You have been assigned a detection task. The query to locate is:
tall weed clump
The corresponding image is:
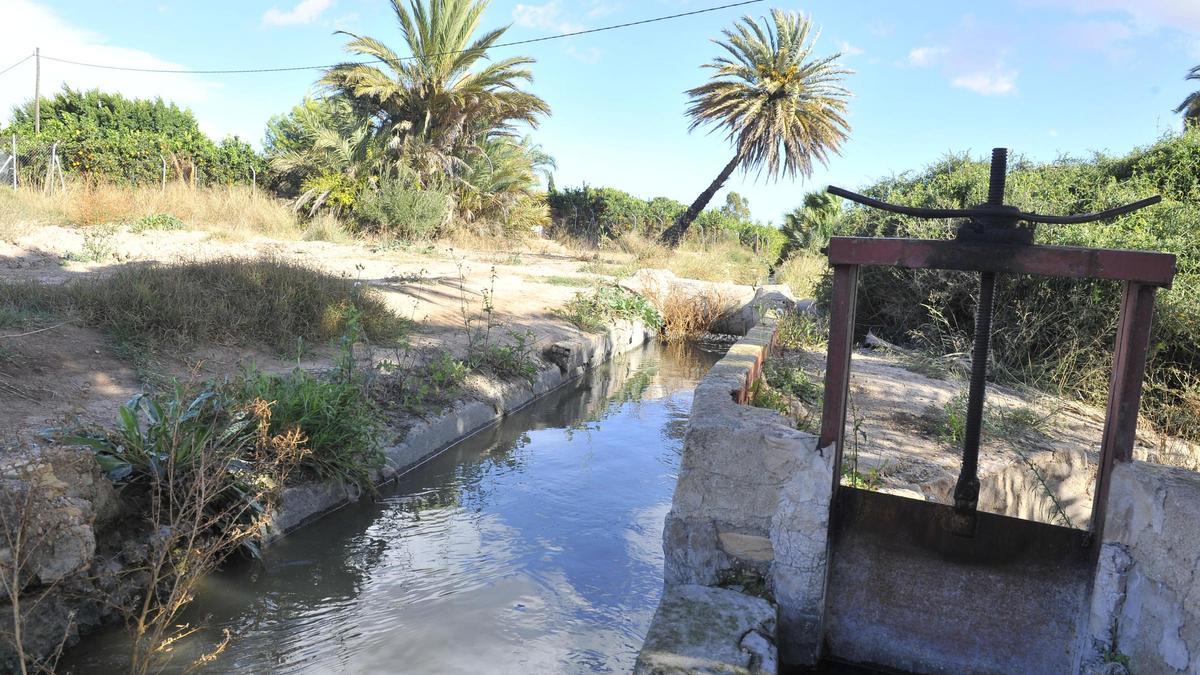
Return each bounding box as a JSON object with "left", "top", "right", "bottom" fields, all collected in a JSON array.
[{"left": 827, "top": 129, "right": 1200, "bottom": 440}]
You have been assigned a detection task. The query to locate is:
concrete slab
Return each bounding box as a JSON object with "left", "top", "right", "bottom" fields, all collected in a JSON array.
[{"left": 635, "top": 584, "right": 778, "bottom": 675}]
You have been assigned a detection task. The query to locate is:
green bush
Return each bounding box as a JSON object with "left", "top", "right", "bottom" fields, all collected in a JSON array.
[
  {"left": 2, "top": 87, "right": 264, "bottom": 187},
  {"left": 130, "top": 213, "right": 185, "bottom": 233},
  {"left": 558, "top": 284, "right": 664, "bottom": 332},
  {"left": 826, "top": 129, "right": 1200, "bottom": 438},
  {"left": 548, "top": 186, "right": 686, "bottom": 239},
  {"left": 354, "top": 180, "right": 450, "bottom": 239}
]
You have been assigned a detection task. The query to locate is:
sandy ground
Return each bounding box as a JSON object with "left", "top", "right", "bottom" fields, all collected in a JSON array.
[
  {"left": 782, "top": 345, "right": 1197, "bottom": 526},
  {"left": 0, "top": 224, "right": 615, "bottom": 444}
]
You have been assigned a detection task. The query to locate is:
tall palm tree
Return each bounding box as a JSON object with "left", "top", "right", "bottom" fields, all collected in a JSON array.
[
  {"left": 777, "top": 191, "right": 840, "bottom": 264},
  {"left": 320, "top": 0, "right": 550, "bottom": 184},
  {"left": 1176, "top": 65, "right": 1200, "bottom": 126},
  {"left": 660, "top": 10, "right": 851, "bottom": 247}
]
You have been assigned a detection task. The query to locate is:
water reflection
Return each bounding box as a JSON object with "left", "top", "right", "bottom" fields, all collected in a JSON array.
[{"left": 63, "top": 342, "right": 720, "bottom": 674}]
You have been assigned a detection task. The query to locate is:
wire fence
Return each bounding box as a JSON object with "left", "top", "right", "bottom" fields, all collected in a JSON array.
[{"left": 0, "top": 134, "right": 261, "bottom": 192}]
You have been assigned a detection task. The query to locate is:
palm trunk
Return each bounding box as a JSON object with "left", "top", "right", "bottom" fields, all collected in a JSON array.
[{"left": 659, "top": 155, "right": 741, "bottom": 247}]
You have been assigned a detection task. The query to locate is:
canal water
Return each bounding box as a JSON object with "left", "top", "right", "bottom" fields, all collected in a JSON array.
[{"left": 64, "top": 342, "right": 721, "bottom": 674}]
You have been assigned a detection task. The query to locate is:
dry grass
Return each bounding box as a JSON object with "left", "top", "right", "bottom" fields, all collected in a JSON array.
[
  {"left": 557, "top": 232, "right": 778, "bottom": 287},
  {"left": 0, "top": 256, "right": 408, "bottom": 352},
  {"left": 641, "top": 283, "right": 737, "bottom": 342},
  {"left": 0, "top": 183, "right": 321, "bottom": 241},
  {"left": 775, "top": 252, "right": 827, "bottom": 299}
]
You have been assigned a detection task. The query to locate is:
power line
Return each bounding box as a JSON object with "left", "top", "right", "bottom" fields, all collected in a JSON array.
[
  {"left": 38, "top": 0, "right": 763, "bottom": 75},
  {"left": 0, "top": 53, "right": 34, "bottom": 77}
]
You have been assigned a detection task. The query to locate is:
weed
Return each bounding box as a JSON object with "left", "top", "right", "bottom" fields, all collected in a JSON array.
[
  {"left": 377, "top": 349, "right": 469, "bottom": 413},
  {"left": 764, "top": 360, "right": 822, "bottom": 405},
  {"left": 579, "top": 260, "right": 637, "bottom": 278},
  {"left": 748, "top": 360, "right": 822, "bottom": 433},
  {"left": 932, "top": 391, "right": 1047, "bottom": 446},
  {"left": 128, "top": 213, "right": 184, "bottom": 233},
  {"left": 558, "top": 283, "right": 663, "bottom": 332},
  {"left": 472, "top": 328, "right": 538, "bottom": 382},
  {"left": 536, "top": 275, "right": 596, "bottom": 287},
  {"left": 842, "top": 395, "right": 881, "bottom": 489},
  {"left": 68, "top": 385, "right": 307, "bottom": 673},
  {"left": 63, "top": 224, "right": 118, "bottom": 263},
  {"left": 775, "top": 309, "right": 826, "bottom": 350},
  {"left": 457, "top": 263, "right": 541, "bottom": 383},
  {"left": 774, "top": 251, "right": 827, "bottom": 298}
]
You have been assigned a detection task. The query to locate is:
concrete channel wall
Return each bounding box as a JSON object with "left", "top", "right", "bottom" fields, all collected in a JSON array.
[
  {"left": 639, "top": 317, "right": 836, "bottom": 673},
  {"left": 267, "top": 319, "right": 654, "bottom": 539},
  {"left": 1087, "top": 461, "right": 1200, "bottom": 672}
]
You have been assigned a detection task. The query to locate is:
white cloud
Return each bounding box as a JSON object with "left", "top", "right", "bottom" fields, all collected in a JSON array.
[
  {"left": 513, "top": 1, "right": 585, "bottom": 33},
  {"left": 262, "top": 0, "right": 335, "bottom": 27},
  {"left": 838, "top": 41, "right": 864, "bottom": 57},
  {"left": 1029, "top": 0, "right": 1200, "bottom": 34},
  {"left": 907, "top": 46, "right": 947, "bottom": 67},
  {"left": 951, "top": 68, "right": 1018, "bottom": 96},
  {"left": 513, "top": 1, "right": 594, "bottom": 61},
  {"left": 0, "top": 0, "right": 221, "bottom": 130}
]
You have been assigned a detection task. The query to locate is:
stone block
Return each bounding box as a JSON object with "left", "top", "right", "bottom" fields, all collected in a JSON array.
[{"left": 634, "top": 584, "right": 777, "bottom": 675}]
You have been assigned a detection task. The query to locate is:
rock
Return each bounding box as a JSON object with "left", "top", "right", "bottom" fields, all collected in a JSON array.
[{"left": 635, "top": 584, "right": 778, "bottom": 675}]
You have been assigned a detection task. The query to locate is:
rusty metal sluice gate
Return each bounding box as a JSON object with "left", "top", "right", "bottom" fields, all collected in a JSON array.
[{"left": 810, "top": 148, "right": 1177, "bottom": 671}]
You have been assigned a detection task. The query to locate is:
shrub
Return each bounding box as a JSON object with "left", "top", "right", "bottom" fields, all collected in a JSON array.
[
  {"left": 129, "top": 213, "right": 185, "bottom": 233},
  {"left": 235, "top": 365, "right": 382, "bottom": 488},
  {"left": 558, "top": 284, "right": 663, "bottom": 332},
  {"left": 0, "top": 257, "right": 408, "bottom": 351},
  {"left": 354, "top": 180, "right": 450, "bottom": 240},
  {"left": 67, "top": 384, "right": 307, "bottom": 672},
  {"left": 2, "top": 87, "right": 265, "bottom": 188}
]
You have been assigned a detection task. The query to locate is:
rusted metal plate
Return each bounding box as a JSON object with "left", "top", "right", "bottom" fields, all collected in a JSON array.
[{"left": 827, "top": 237, "right": 1177, "bottom": 288}]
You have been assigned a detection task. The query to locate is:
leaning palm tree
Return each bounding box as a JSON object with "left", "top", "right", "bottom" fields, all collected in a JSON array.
[
  {"left": 320, "top": 0, "right": 550, "bottom": 185},
  {"left": 660, "top": 10, "right": 851, "bottom": 247},
  {"left": 1175, "top": 65, "right": 1200, "bottom": 127}
]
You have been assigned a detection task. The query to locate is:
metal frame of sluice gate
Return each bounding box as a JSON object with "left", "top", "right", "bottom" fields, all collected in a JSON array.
[{"left": 812, "top": 236, "right": 1176, "bottom": 671}]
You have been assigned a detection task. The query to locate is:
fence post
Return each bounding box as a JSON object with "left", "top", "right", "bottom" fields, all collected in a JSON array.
[
  {"left": 160, "top": 155, "right": 167, "bottom": 191},
  {"left": 9, "top": 134, "right": 15, "bottom": 189}
]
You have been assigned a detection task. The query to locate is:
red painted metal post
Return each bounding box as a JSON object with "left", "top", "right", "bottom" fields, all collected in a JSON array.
[
  {"left": 1091, "top": 282, "right": 1158, "bottom": 537},
  {"left": 820, "top": 264, "right": 859, "bottom": 480}
]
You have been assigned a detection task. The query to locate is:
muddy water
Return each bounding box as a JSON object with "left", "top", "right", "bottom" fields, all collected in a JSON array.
[{"left": 64, "top": 342, "right": 720, "bottom": 674}]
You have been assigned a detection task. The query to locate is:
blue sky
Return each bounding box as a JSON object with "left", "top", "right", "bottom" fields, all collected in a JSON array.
[{"left": 1, "top": 0, "right": 1198, "bottom": 222}]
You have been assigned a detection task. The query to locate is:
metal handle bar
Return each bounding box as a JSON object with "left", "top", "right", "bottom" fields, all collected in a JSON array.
[{"left": 826, "top": 186, "right": 1161, "bottom": 225}]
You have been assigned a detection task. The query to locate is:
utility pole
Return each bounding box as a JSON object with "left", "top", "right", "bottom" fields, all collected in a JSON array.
[{"left": 33, "top": 48, "right": 41, "bottom": 135}]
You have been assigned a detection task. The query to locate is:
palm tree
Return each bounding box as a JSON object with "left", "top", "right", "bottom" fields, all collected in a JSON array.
[
  {"left": 1176, "top": 65, "right": 1200, "bottom": 126},
  {"left": 265, "top": 97, "right": 377, "bottom": 215},
  {"left": 660, "top": 10, "right": 851, "bottom": 247},
  {"left": 777, "top": 191, "right": 840, "bottom": 264},
  {"left": 320, "top": 0, "right": 550, "bottom": 184}
]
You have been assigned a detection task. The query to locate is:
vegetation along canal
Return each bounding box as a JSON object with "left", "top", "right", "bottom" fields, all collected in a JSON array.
[{"left": 62, "top": 342, "right": 722, "bottom": 673}]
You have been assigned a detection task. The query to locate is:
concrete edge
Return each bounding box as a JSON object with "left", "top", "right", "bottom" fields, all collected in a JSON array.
[{"left": 266, "top": 319, "right": 653, "bottom": 541}]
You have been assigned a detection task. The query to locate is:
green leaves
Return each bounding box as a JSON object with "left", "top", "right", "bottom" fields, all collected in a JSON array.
[{"left": 559, "top": 284, "right": 664, "bottom": 334}]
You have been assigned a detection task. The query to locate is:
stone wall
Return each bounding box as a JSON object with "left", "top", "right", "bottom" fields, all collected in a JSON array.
[
  {"left": 660, "top": 320, "right": 834, "bottom": 666},
  {"left": 1087, "top": 461, "right": 1200, "bottom": 672}
]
